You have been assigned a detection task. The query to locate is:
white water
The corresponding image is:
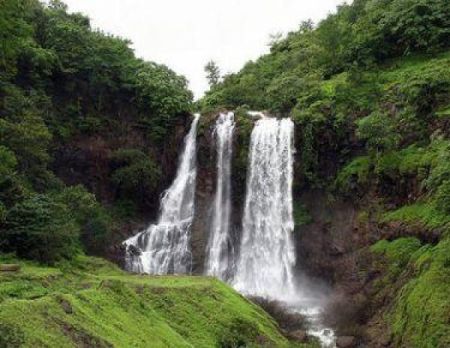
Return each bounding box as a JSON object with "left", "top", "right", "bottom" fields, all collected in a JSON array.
[
  {"left": 205, "top": 112, "right": 235, "bottom": 280},
  {"left": 232, "top": 116, "right": 335, "bottom": 347},
  {"left": 124, "top": 114, "right": 200, "bottom": 274},
  {"left": 233, "top": 117, "right": 297, "bottom": 300}
]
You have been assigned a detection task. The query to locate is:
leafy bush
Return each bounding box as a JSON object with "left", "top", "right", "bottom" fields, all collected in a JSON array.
[
  {"left": 434, "top": 180, "right": 450, "bottom": 214},
  {"left": 356, "top": 111, "right": 400, "bottom": 153},
  {"left": 0, "top": 323, "right": 24, "bottom": 348},
  {"left": 111, "top": 149, "right": 161, "bottom": 203},
  {"left": 335, "top": 156, "right": 371, "bottom": 194},
  {"left": 3, "top": 194, "right": 80, "bottom": 264},
  {"left": 54, "top": 185, "right": 112, "bottom": 254},
  {"left": 219, "top": 318, "right": 259, "bottom": 348}
]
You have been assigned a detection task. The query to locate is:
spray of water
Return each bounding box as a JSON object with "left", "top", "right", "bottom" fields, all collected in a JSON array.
[
  {"left": 123, "top": 114, "right": 200, "bottom": 274},
  {"left": 205, "top": 112, "right": 235, "bottom": 280}
]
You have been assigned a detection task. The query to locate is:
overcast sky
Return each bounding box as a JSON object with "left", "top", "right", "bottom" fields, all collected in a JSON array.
[{"left": 62, "top": 0, "right": 347, "bottom": 99}]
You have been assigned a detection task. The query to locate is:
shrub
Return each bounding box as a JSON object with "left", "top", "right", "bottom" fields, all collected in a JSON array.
[
  {"left": 335, "top": 156, "right": 371, "bottom": 194},
  {"left": 219, "top": 318, "right": 259, "bottom": 348},
  {"left": 54, "top": 185, "right": 112, "bottom": 255},
  {"left": 434, "top": 180, "right": 450, "bottom": 214},
  {"left": 111, "top": 149, "right": 161, "bottom": 203},
  {"left": 356, "top": 111, "right": 400, "bottom": 153},
  {"left": 3, "top": 194, "right": 80, "bottom": 264},
  {"left": 0, "top": 323, "right": 24, "bottom": 348}
]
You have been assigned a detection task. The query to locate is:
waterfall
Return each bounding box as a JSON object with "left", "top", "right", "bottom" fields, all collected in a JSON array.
[
  {"left": 233, "top": 117, "right": 296, "bottom": 300},
  {"left": 205, "top": 112, "right": 235, "bottom": 280},
  {"left": 124, "top": 114, "right": 200, "bottom": 274}
]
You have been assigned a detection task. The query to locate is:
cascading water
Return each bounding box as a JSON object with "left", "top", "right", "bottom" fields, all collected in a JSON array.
[
  {"left": 124, "top": 114, "right": 200, "bottom": 274},
  {"left": 233, "top": 117, "right": 297, "bottom": 300},
  {"left": 205, "top": 112, "right": 235, "bottom": 280}
]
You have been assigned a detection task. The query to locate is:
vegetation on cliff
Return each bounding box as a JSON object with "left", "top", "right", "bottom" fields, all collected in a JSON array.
[{"left": 0, "top": 0, "right": 193, "bottom": 262}]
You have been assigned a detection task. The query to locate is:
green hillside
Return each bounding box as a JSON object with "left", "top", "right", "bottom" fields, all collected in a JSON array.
[{"left": 0, "top": 255, "right": 313, "bottom": 348}]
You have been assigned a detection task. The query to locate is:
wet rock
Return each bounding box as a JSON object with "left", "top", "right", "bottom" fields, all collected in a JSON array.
[
  {"left": 336, "top": 335, "right": 357, "bottom": 347},
  {"left": 288, "top": 330, "right": 308, "bottom": 342},
  {"left": 379, "top": 335, "right": 392, "bottom": 346}
]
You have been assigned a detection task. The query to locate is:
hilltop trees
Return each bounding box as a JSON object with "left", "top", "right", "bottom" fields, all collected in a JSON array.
[{"left": 205, "top": 60, "right": 221, "bottom": 88}]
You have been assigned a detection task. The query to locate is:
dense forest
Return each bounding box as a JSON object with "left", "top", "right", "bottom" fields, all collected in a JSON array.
[
  {"left": 0, "top": 0, "right": 193, "bottom": 262},
  {"left": 1, "top": 0, "right": 449, "bottom": 347}
]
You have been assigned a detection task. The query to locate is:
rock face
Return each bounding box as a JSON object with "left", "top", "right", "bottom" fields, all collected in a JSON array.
[
  {"left": 294, "top": 190, "right": 362, "bottom": 285},
  {"left": 190, "top": 117, "right": 217, "bottom": 274},
  {"left": 336, "top": 336, "right": 357, "bottom": 347},
  {"left": 190, "top": 112, "right": 251, "bottom": 275}
]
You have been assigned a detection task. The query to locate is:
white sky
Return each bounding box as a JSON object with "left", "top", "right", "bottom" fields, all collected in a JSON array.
[{"left": 61, "top": 0, "right": 347, "bottom": 99}]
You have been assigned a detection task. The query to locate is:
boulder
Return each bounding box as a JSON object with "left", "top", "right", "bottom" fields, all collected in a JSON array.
[{"left": 336, "top": 336, "right": 357, "bottom": 347}]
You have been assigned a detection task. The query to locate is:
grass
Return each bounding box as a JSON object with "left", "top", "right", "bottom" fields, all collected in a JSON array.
[
  {"left": 382, "top": 202, "right": 450, "bottom": 232},
  {"left": 0, "top": 255, "right": 311, "bottom": 348}
]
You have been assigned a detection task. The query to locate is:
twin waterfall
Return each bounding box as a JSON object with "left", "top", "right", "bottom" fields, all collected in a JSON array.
[
  {"left": 125, "top": 113, "right": 296, "bottom": 299},
  {"left": 124, "top": 114, "right": 200, "bottom": 274}
]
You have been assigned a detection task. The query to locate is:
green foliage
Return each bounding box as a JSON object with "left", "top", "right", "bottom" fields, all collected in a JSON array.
[
  {"left": 111, "top": 149, "right": 161, "bottom": 203},
  {"left": 370, "top": 236, "right": 450, "bottom": 347},
  {"left": 293, "top": 202, "right": 313, "bottom": 227},
  {"left": 371, "top": 237, "right": 422, "bottom": 276},
  {"left": 335, "top": 156, "right": 371, "bottom": 194},
  {"left": 53, "top": 186, "right": 112, "bottom": 255},
  {"left": 218, "top": 318, "right": 259, "bottom": 348},
  {"left": 135, "top": 62, "right": 192, "bottom": 137},
  {"left": 434, "top": 180, "right": 450, "bottom": 214},
  {"left": 382, "top": 202, "right": 450, "bottom": 231},
  {"left": 201, "top": 0, "right": 449, "bottom": 112},
  {"left": 2, "top": 195, "right": 80, "bottom": 264},
  {"left": 0, "top": 323, "right": 25, "bottom": 348},
  {"left": 0, "top": 146, "right": 17, "bottom": 178},
  {"left": 0, "top": 0, "right": 193, "bottom": 259},
  {"left": 356, "top": 111, "right": 399, "bottom": 153},
  {"left": 204, "top": 60, "right": 221, "bottom": 88},
  {"left": 390, "top": 238, "right": 450, "bottom": 347}
]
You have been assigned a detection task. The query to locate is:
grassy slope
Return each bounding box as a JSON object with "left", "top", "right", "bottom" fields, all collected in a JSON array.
[{"left": 0, "top": 255, "right": 308, "bottom": 348}]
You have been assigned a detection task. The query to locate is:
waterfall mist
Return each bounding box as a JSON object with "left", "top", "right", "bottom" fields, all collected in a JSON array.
[
  {"left": 205, "top": 112, "right": 235, "bottom": 280},
  {"left": 233, "top": 117, "right": 297, "bottom": 300},
  {"left": 124, "top": 114, "right": 200, "bottom": 274}
]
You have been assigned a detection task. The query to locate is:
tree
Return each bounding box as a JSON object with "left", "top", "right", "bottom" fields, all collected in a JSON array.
[
  {"left": 204, "top": 60, "right": 221, "bottom": 88},
  {"left": 3, "top": 194, "right": 80, "bottom": 264}
]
